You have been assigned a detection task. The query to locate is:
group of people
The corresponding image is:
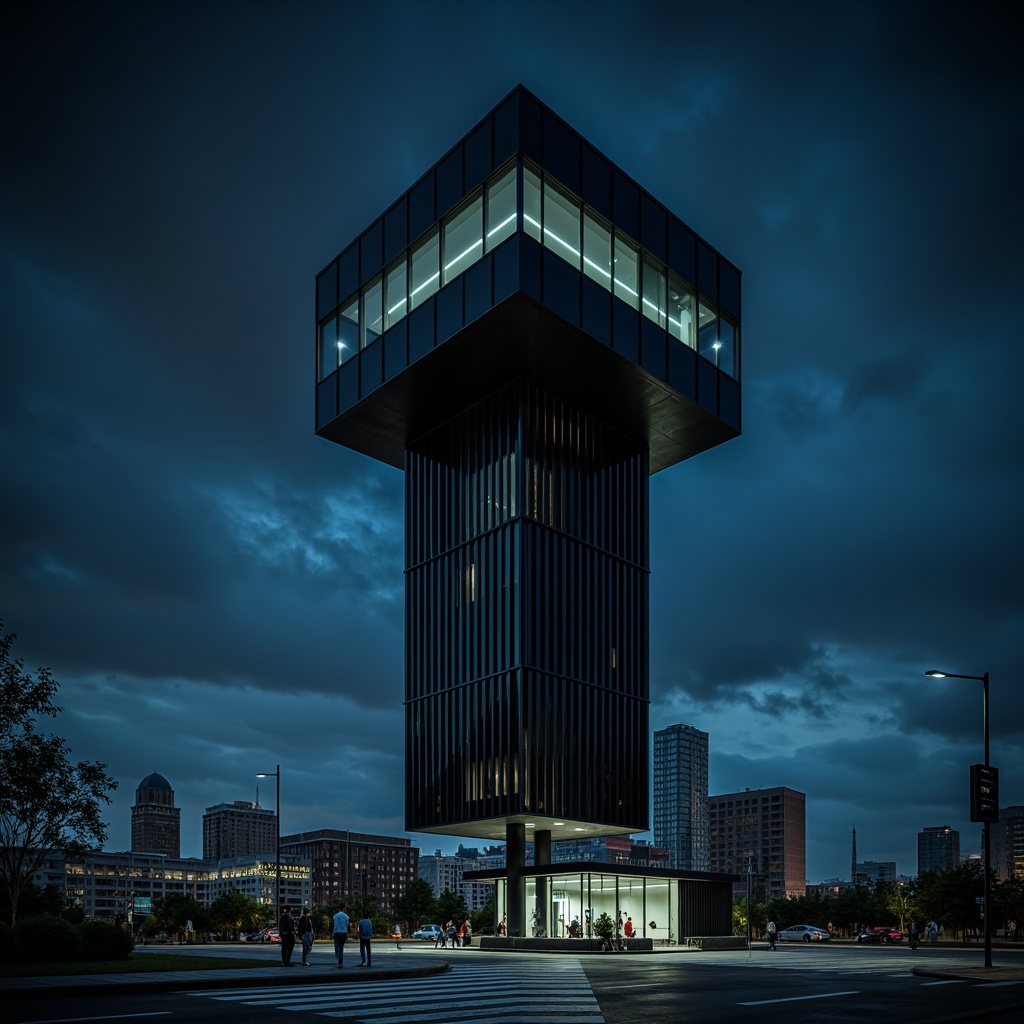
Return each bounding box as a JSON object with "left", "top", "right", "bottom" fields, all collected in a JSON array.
[
  {"left": 435, "top": 918, "right": 473, "bottom": 947},
  {"left": 275, "top": 904, "right": 375, "bottom": 968}
]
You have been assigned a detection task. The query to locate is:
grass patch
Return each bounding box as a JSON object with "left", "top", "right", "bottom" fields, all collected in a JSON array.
[{"left": 0, "top": 953, "right": 270, "bottom": 978}]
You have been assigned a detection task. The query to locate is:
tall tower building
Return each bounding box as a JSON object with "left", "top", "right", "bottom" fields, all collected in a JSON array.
[
  {"left": 202, "top": 800, "right": 276, "bottom": 861},
  {"left": 708, "top": 786, "right": 806, "bottom": 899},
  {"left": 314, "top": 86, "right": 742, "bottom": 936},
  {"left": 653, "top": 723, "right": 709, "bottom": 870},
  {"left": 917, "top": 825, "right": 960, "bottom": 875},
  {"left": 992, "top": 806, "right": 1024, "bottom": 881},
  {"left": 130, "top": 771, "right": 180, "bottom": 857}
]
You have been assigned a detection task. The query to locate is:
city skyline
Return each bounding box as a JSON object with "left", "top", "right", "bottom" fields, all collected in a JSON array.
[{"left": 2, "top": 2, "right": 1021, "bottom": 886}]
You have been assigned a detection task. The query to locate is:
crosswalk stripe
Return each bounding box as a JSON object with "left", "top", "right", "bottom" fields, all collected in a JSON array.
[{"left": 187, "top": 960, "right": 604, "bottom": 1024}]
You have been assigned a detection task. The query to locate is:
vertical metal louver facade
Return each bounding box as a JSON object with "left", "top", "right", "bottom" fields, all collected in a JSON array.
[{"left": 405, "top": 379, "right": 649, "bottom": 835}]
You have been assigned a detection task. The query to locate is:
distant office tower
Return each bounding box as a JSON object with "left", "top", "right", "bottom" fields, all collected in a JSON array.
[
  {"left": 854, "top": 860, "right": 897, "bottom": 884},
  {"left": 991, "top": 806, "right": 1024, "bottom": 881},
  {"left": 653, "top": 724, "right": 709, "bottom": 870},
  {"left": 280, "top": 829, "right": 419, "bottom": 913},
  {"left": 917, "top": 825, "right": 960, "bottom": 874},
  {"left": 202, "top": 800, "right": 276, "bottom": 861},
  {"left": 130, "top": 771, "right": 180, "bottom": 857},
  {"left": 709, "top": 787, "right": 806, "bottom": 899}
]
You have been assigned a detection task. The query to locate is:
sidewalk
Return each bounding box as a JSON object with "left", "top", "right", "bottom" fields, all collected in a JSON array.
[
  {"left": 2, "top": 957, "right": 449, "bottom": 999},
  {"left": 912, "top": 963, "right": 1024, "bottom": 984}
]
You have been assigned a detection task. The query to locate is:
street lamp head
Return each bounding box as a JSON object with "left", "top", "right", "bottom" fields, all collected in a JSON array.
[{"left": 924, "top": 670, "right": 947, "bottom": 678}]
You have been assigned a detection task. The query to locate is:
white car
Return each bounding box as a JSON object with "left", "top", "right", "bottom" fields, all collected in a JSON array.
[
  {"left": 777, "top": 924, "right": 829, "bottom": 942},
  {"left": 412, "top": 924, "right": 442, "bottom": 941}
]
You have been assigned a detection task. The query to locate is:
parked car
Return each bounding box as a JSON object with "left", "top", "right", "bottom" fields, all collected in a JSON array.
[
  {"left": 243, "top": 931, "right": 266, "bottom": 942},
  {"left": 858, "top": 926, "right": 903, "bottom": 944},
  {"left": 856, "top": 927, "right": 883, "bottom": 944},
  {"left": 777, "top": 924, "right": 830, "bottom": 942},
  {"left": 265, "top": 928, "right": 281, "bottom": 943},
  {"left": 412, "top": 924, "right": 442, "bottom": 941}
]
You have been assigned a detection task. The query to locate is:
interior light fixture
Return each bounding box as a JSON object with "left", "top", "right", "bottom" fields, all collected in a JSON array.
[
  {"left": 487, "top": 214, "right": 516, "bottom": 238},
  {"left": 444, "top": 239, "right": 483, "bottom": 272},
  {"left": 410, "top": 272, "right": 440, "bottom": 298}
]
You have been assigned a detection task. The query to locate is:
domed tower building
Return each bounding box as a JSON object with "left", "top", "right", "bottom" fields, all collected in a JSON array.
[{"left": 131, "top": 771, "right": 181, "bottom": 857}]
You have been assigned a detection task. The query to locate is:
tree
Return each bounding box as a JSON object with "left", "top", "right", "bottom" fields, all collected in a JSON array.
[
  {"left": 393, "top": 878, "right": 437, "bottom": 931},
  {"left": 0, "top": 623, "right": 118, "bottom": 925},
  {"left": 152, "top": 893, "right": 209, "bottom": 938},
  {"left": 436, "top": 888, "right": 469, "bottom": 926},
  {"left": 209, "top": 890, "right": 263, "bottom": 939}
]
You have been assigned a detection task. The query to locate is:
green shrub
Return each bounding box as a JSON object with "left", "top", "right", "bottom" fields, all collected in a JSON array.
[
  {"left": 15, "top": 914, "right": 83, "bottom": 962},
  {"left": 0, "top": 922, "right": 18, "bottom": 961},
  {"left": 77, "top": 919, "right": 135, "bottom": 960}
]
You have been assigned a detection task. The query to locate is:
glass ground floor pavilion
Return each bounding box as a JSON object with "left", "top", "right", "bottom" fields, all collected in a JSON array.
[{"left": 465, "top": 862, "right": 736, "bottom": 943}]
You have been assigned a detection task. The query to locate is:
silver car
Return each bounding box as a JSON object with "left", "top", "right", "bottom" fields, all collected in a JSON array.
[{"left": 778, "top": 924, "right": 830, "bottom": 942}]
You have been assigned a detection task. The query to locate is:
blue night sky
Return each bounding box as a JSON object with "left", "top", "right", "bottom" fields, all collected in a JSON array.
[{"left": 2, "top": 0, "right": 1021, "bottom": 884}]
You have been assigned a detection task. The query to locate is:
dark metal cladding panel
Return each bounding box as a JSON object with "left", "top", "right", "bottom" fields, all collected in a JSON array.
[
  {"left": 581, "top": 144, "right": 612, "bottom": 223},
  {"left": 316, "top": 259, "right": 339, "bottom": 320},
  {"left": 383, "top": 197, "right": 408, "bottom": 265},
  {"left": 360, "top": 219, "right": 383, "bottom": 287},
  {"left": 542, "top": 109, "right": 580, "bottom": 194},
  {"left": 436, "top": 145, "right": 464, "bottom": 218},
  {"left": 641, "top": 193, "right": 667, "bottom": 262},
  {"left": 697, "top": 240, "right": 718, "bottom": 302},
  {"left": 465, "top": 117, "right": 493, "bottom": 190}
]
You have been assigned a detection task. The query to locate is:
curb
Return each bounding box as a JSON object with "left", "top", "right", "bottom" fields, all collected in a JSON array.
[{"left": 1, "top": 961, "right": 450, "bottom": 1000}]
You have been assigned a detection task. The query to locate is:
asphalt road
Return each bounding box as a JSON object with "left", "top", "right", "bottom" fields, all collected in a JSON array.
[{"left": 6, "top": 944, "right": 1024, "bottom": 1024}]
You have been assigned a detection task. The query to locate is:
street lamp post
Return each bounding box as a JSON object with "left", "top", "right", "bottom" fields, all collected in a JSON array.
[
  {"left": 256, "top": 765, "right": 281, "bottom": 923},
  {"left": 924, "top": 670, "right": 992, "bottom": 969}
]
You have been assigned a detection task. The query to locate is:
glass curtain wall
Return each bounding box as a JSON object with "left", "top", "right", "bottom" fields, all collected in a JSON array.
[{"left": 317, "top": 159, "right": 738, "bottom": 383}]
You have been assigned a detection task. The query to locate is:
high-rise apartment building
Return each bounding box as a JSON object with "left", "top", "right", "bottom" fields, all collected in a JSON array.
[
  {"left": 202, "top": 800, "right": 276, "bottom": 861},
  {"left": 917, "top": 825, "right": 960, "bottom": 874},
  {"left": 992, "top": 806, "right": 1024, "bottom": 880},
  {"left": 653, "top": 723, "right": 709, "bottom": 870},
  {"left": 279, "top": 829, "right": 418, "bottom": 913},
  {"left": 419, "top": 850, "right": 494, "bottom": 912},
  {"left": 314, "top": 85, "right": 742, "bottom": 939},
  {"left": 130, "top": 771, "right": 180, "bottom": 857},
  {"left": 708, "top": 787, "right": 806, "bottom": 899}
]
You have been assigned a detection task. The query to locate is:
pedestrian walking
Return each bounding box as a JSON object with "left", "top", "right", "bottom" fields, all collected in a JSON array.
[
  {"left": 333, "top": 903, "right": 350, "bottom": 967},
  {"left": 298, "top": 908, "right": 315, "bottom": 966},
  {"left": 908, "top": 920, "right": 918, "bottom": 950},
  {"left": 392, "top": 922, "right": 402, "bottom": 950},
  {"left": 767, "top": 919, "right": 777, "bottom": 950},
  {"left": 278, "top": 906, "right": 296, "bottom": 966},
  {"left": 358, "top": 911, "right": 373, "bottom": 967}
]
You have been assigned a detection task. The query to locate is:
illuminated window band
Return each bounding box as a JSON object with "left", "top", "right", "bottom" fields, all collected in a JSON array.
[{"left": 317, "top": 160, "right": 738, "bottom": 382}]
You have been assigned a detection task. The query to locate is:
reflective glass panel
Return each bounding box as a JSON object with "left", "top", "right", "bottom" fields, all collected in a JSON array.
[
  {"left": 362, "top": 275, "right": 383, "bottom": 348},
  {"left": 385, "top": 257, "right": 407, "bottom": 329},
  {"left": 443, "top": 192, "right": 483, "bottom": 284},
  {"left": 486, "top": 164, "right": 516, "bottom": 251},
  {"left": 641, "top": 254, "right": 666, "bottom": 327},
  {"left": 339, "top": 296, "right": 359, "bottom": 364},
  {"left": 668, "top": 273, "right": 694, "bottom": 348},
  {"left": 319, "top": 314, "right": 339, "bottom": 380},
  {"left": 543, "top": 180, "right": 581, "bottom": 268},
  {"left": 410, "top": 229, "right": 439, "bottom": 310},
  {"left": 698, "top": 300, "right": 720, "bottom": 364},
  {"left": 718, "top": 315, "right": 737, "bottom": 378},
  {"left": 613, "top": 234, "right": 639, "bottom": 309},
  {"left": 524, "top": 166, "right": 542, "bottom": 242},
  {"left": 583, "top": 211, "right": 612, "bottom": 289}
]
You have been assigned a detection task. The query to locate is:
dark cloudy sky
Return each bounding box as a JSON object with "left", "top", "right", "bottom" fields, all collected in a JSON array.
[{"left": 3, "top": 1, "right": 1021, "bottom": 884}]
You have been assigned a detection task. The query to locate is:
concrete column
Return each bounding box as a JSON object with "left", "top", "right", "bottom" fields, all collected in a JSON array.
[
  {"left": 506, "top": 822, "right": 526, "bottom": 937},
  {"left": 535, "top": 829, "right": 551, "bottom": 937}
]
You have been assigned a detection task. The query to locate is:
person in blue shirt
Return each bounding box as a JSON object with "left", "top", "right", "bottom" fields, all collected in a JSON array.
[
  {"left": 358, "top": 911, "right": 373, "bottom": 967},
  {"left": 332, "top": 904, "right": 350, "bottom": 967}
]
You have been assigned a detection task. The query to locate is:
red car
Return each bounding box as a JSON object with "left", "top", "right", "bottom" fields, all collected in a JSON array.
[{"left": 857, "top": 926, "right": 902, "bottom": 943}]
